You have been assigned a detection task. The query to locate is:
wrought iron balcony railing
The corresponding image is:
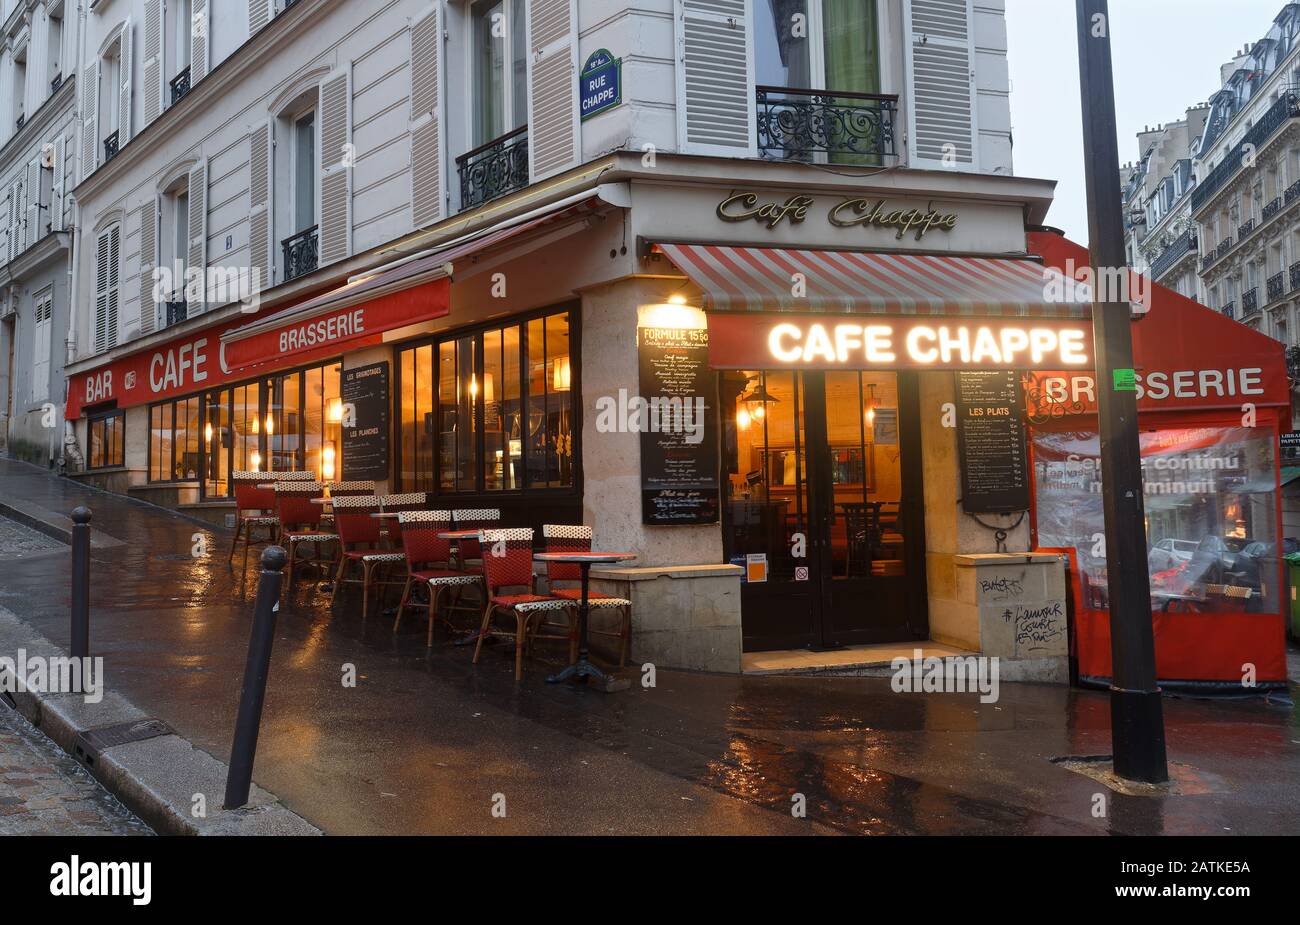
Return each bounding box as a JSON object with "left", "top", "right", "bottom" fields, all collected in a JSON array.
[
  {"left": 1290, "top": 261, "right": 1300, "bottom": 292},
  {"left": 1149, "top": 229, "right": 1197, "bottom": 280},
  {"left": 1243, "top": 286, "right": 1259, "bottom": 314},
  {"left": 1268, "top": 271, "right": 1285, "bottom": 303},
  {"left": 1192, "top": 92, "right": 1300, "bottom": 212},
  {"left": 456, "top": 125, "right": 529, "bottom": 212},
  {"left": 1217, "top": 236, "right": 1234, "bottom": 259},
  {"left": 1264, "top": 196, "right": 1282, "bottom": 221},
  {"left": 103, "top": 130, "right": 119, "bottom": 163},
  {"left": 1221, "top": 301, "right": 1236, "bottom": 319},
  {"left": 281, "top": 225, "right": 319, "bottom": 282},
  {"left": 164, "top": 300, "right": 188, "bottom": 328},
  {"left": 755, "top": 86, "right": 898, "bottom": 163},
  {"left": 1238, "top": 218, "right": 1256, "bottom": 240},
  {"left": 1288, "top": 180, "right": 1300, "bottom": 205},
  {"left": 170, "top": 66, "right": 191, "bottom": 105}
]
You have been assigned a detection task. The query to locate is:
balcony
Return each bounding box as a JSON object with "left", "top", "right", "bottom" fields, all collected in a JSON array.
[
  {"left": 1149, "top": 229, "right": 1197, "bottom": 280},
  {"left": 755, "top": 86, "right": 898, "bottom": 163},
  {"left": 1243, "top": 287, "right": 1259, "bottom": 314},
  {"left": 1288, "top": 180, "right": 1300, "bottom": 205},
  {"left": 281, "top": 225, "right": 319, "bottom": 283},
  {"left": 1222, "top": 301, "right": 1236, "bottom": 319},
  {"left": 1192, "top": 91, "right": 1300, "bottom": 212},
  {"left": 164, "top": 300, "right": 188, "bottom": 328},
  {"left": 1268, "top": 271, "right": 1285, "bottom": 303},
  {"left": 1216, "top": 236, "right": 1234, "bottom": 259},
  {"left": 170, "top": 66, "right": 191, "bottom": 106},
  {"left": 456, "top": 125, "right": 529, "bottom": 212},
  {"left": 1264, "top": 196, "right": 1282, "bottom": 221},
  {"left": 1238, "top": 218, "right": 1256, "bottom": 240},
  {"left": 1290, "top": 261, "right": 1300, "bottom": 292},
  {"left": 103, "top": 130, "right": 119, "bottom": 163}
]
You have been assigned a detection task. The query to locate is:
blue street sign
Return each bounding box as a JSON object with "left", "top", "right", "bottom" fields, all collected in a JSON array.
[{"left": 580, "top": 49, "right": 621, "bottom": 121}]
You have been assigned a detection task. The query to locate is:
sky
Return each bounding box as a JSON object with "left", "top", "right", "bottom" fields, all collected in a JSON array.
[{"left": 1006, "top": 0, "right": 1285, "bottom": 246}]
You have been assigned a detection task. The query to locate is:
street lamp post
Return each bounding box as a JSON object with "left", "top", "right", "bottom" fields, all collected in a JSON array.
[{"left": 1074, "top": 0, "right": 1169, "bottom": 783}]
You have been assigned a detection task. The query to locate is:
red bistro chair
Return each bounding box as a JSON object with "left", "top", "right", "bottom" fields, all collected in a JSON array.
[
  {"left": 451, "top": 508, "right": 500, "bottom": 566},
  {"left": 377, "top": 492, "right": 429, "bottom": 548},
  {"left": 229, "top": 471, "right": 279, "bottom": 571},
  {"left": 327, "top": 480, "right": 376, "bottom": 497},
  {"left": 394, "top": 510, "right": 484, "bottom": 646},
  {"left": 274, "top": 481, "right": 339, "bottom": 593},
  {"left": 329, "top": 495, "right": 403, "bottom": 619},
  {"left": 276, "top": 471, "right": 317, "bottom": 481},
  {"left": 542, "top": 524, "right": 633, "bottom": 667},
  {"left": 472, "top": 528, "right": 570, "bottom": 681}
]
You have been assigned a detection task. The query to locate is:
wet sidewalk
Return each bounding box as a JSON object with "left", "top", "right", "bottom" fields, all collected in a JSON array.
[{"left": 0, "top": 458, "right": 1297, "bottom": 835}]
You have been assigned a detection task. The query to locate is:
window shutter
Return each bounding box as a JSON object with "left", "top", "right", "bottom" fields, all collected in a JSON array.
[
  {"left": 409, "top": 5, "right": 444, "bottom": 227},
  {"left": 138, "top": 198, "right": 158, "bottom": 334},
  {"left": 26, "top": 157, "right": 40, "bottom": 247},
  {"left": 249, "top": 119, "right": 274, "bottom": 289},
  {"left": 902, "top": 0, "right": 979, "bottom": 171},
  {"left": 188, "top": 161, "right": 207, "bottom": 308},
  {"left": 81, "top": 60, "right": 99, "bottom": 180},
  {"left": 119, "top": 19, "right": 133, "bottom": 144},
  {"left": 2, "top": 188, "right": 11, "bottom": 262},
  {"left": 674, "top": 0, "right": 755, "bottom": 156},
  {"left": 191, "top": 0, "right": 210, "bottom": 84},
  {"left": 48, "top": 140, "right": 64, "bottom": 232},
  {"left": 95, "top": 226, "right": 121, "bottom": 352},
  {"left": 108, "top": 225, "right": 120, "bottom": 349},
  {"left": 144, "top": 0, "right": 163, "bottom": 123},
  {"left": 526, "top": 0, "right": 579, "bottom": 182},
  {"left": 318, "top": 69, "right": 351, "bottom": 265},
  {"left": 250, "top": 0, "right": 271, "bottom": 34}
]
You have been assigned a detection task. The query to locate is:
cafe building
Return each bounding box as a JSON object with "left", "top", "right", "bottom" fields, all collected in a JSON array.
[{"left": 60, "top": 172, "right": 1290, "bottom": 688}]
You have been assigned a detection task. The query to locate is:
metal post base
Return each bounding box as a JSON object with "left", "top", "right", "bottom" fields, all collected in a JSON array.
[{"left": 1109, "top": 687, "right": 1169, "bottom": 783}]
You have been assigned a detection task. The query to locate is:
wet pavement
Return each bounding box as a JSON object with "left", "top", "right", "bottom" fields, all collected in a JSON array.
[{"left": 0, "top": 458, "right": 1297, "bottom": 835}]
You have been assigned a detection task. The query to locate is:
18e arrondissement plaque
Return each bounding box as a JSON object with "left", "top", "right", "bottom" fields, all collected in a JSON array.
[
  {"left": 638, "top": 326, "right": 719, "bottom": 525},
  {"left": 341, "top": 362, "right": 390, "bottom": 481},
  {"left": 954, "top": 370, "right": 1030, "bottom": 513}
]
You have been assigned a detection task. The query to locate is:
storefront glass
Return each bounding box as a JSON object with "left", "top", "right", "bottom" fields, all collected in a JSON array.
[
  {"left": 398, "top": 309, "right": 574, "bottom": 494},
  {"left": 1034, "top": 425, "right": 1282, "bottom": 613},
  {"left": 87, "top": 410, "right": 125, "bottom": 470}
]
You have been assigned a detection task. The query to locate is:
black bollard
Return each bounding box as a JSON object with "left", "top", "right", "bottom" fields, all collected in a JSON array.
[
  {"left": 224, "top": 545, "right": 287, "bottom": 809},
  {"left": 70, "top": 507, "right": 91, "bottom": 660}
]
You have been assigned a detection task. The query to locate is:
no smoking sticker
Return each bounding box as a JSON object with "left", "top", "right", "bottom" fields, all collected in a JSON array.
[{"left": 794, "top": 566, "right": 809, "bottom": 581}]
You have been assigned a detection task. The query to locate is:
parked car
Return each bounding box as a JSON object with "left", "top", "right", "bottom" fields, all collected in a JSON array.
[
  {"left": 1148, "top": 538, "right": 1198, "bottom": 571},
  {"left": 1232, "top": 541, "right": 1278, "bottom": 592}
]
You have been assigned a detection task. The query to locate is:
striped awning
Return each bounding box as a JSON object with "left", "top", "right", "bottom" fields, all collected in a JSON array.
[{"left": 654, "top": 243, "right": 1089, "bottom": 317}]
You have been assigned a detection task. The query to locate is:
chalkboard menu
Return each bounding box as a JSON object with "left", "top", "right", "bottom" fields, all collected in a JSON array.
[
  {"left": 638, "top": 326, "right": 719, "bottom": 525},
  {"left": 341, "top": 362, "right": 390, "bottom": 481},
  {"left": 954, "top": 370, "right": 1030, "bottom": 513}
]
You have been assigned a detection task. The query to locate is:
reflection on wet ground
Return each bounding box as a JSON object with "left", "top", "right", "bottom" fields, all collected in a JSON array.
[{"left": 0, "top": 459, "right": 1296, "bottom": 834}]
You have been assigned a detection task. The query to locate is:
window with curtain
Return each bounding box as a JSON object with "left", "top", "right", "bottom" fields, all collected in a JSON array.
[
  {"left": 471, "top": 0, "right": 527, "bottom": 146},
  {"left": 398, "top": 308, "right": 574, "bottom": 494},
  {"left": 88, "top": 410, "right": 125, "bottom": 470}
]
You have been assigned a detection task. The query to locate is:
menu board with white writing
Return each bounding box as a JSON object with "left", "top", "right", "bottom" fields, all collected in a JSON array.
[
  {"left": 341, "top": 362, "right": 390, "bottom": 481},
  {"left": 955, "top": 370, "right": 1030, "bottom": 513},
  {"left": 638, "top": 326, "right": 719, "bottom": 525}
]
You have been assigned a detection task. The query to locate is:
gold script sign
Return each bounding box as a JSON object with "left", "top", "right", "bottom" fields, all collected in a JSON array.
[{"left": 716, "top": 191, "right": 958, "bottom": 240}]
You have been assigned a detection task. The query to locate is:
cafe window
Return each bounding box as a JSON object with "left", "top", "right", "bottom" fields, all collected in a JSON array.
[
  {"left": 398, "top": 308, "right": 574, "bottom": 494},
  {"left": 149, "top": 396, "right": 202, "bottom": 481},
  {"left": 87, "top": 410, "right": 125, "bottom": 470}
]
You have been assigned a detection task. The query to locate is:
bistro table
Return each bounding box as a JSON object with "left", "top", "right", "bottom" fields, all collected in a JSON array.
[
  {"left": 439, "top": 529, "right": 486, "bottom": 645},
  {"left": 534, "top": 551, "right": 635, "bottom": 687}
]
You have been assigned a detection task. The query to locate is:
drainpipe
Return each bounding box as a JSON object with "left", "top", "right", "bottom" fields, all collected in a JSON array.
[{"left": 59, "top": 0, "right": 87, "bottom": 474}]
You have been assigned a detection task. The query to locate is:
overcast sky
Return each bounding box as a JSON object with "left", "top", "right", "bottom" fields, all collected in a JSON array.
[{"left": 1006, "top": 0, "right": 1284, "bottom": 246}]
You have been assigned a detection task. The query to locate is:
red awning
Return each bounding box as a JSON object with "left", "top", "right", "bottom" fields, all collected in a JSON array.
[{"left": 655, "top": 242, "right": 1088, "bottom": 317}]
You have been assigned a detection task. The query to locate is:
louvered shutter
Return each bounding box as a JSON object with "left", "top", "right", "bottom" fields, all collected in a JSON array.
[
  {"left": 409, "top": 5, "right": 444, "bottom": 227},
  {"left": 143, "top": 0, "right": 162, "bottom": 123},
  {"left": 903, "top": 0, "right": 979, "bottom": 170},
  {"left": 526, "top": 0, "right": 579, "bottom": 182},
  {"left": 674, "top": 0, "right": 755, "bottom": 156},
  {"left": 107, "top": 225, "right": 120, "bottom": 348},
  {"left": 191, "top": 0, "right": 209, "bottom": 84},
  {"left": 187, "top": 161, "right": 207, "bottom": 308},
  {"left": 2, "top": 188, "right": 11, "bottom": 262},
  {"left": 318, "top": 69, "right": 351, "bottom": 265},
  {"left": 119, "top": 20, "right": 133, "bottom": 143},
  {"left": 138, "top": 198, "right": 158, "bottom": 334},
  {"left": 48, "top": 140, "right": 64, "bottom": 232},
  {"left": 248, "top": 120, "right": 274, "bottom": 289},
  {"left": 81, "top": 60, "right": 99, "bottom": 180},
  {"left": 26, "top": 158, "right": 40, "bottom": 247},
  {"left": 95, "top": 227, "right": 119, "bottom": 352},
  {"left": 250, "top": 0, "right": 271, "bottom": 34},
  {"left": 14, "top": 178, "right": 27, "bottom": 255}
]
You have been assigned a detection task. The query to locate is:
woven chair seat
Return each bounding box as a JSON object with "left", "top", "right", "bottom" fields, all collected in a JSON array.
[
  {"left": 491, "top": 593, "right": 568, "bottom": 612},
  {"left": 414, "top": 569, "right": 483, "bottom": 587},
  {"left": 240, "top": 515, "right": 280, "bottom": 526},
  {"left": 360, "top": 552, "right": 406, "bottom": 563},
  {"left": 285, "top": 531, "right": 339, "bottom": 542}
]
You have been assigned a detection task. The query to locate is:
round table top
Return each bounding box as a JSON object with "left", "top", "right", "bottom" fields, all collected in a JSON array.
[
  {"left": 369, "top": 512, "right": 401, "bottom": 519},
  {"left": 534, "top": 552, "right": 636, "bottom": 563},
  {"left": 438, "top": 529, "right": 482, "bottom": 539}
]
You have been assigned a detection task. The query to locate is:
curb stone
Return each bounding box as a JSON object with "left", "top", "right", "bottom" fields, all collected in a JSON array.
[{"left": 0, "top": 605, "right": 320, "bottom": 836}]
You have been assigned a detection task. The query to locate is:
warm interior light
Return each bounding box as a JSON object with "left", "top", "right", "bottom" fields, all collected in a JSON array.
[
  {"left": 866, "top": 406, "right": 876, "bottom": 425},
  {"left": 737, "top": 408, "right": 751, "bottom": 429},
  {"left": 327, "top": 398, "right": 343, "bottom": 423},
  {"left": 251, "top": 416, "right": 259, "bottom": 434},
  {"left": 264, "top": 414, "right": 274, "bottom": 436},
  {"left": 322, "top": 445, "right": 336, "bottom": 481},
  {"left": 668, "top": 293, "right": 688, "bottom": 305},
  {"left": 483, "top": 372, "right": 495, "bottom": 404},
  {"left": 250, "top": 451, "right": 262, "bottom": 470},
  {"left": 552, "top": 356, "right": 571, "bottom": 392},
  {"left": 204, "top": 422, "right": 214, "bottom": 442},
  {"left": 469, "top": 375, "right": 479, "bottom": 400},
  {"left": 752, "top": 404, "right": 765, "bottom": 420}
]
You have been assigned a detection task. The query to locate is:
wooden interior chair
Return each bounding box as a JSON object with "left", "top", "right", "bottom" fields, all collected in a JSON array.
[
  {"left": 542, "top": 524, "right": 633, "bottom": 667},
  {"left": 330, "top": 495, "right": 402, "bottom": 619},
  {"left": 274, "top": 481, "right": 339, "bottom": 593},
  {"left": 229, "top": 471, "right": 279, "bottom": 571},
  {"left": 394, "top": 510, "right": 484, "bottom": 645},
  {"left": 473, "top": 528, "right": 570, "bottom": 680}
]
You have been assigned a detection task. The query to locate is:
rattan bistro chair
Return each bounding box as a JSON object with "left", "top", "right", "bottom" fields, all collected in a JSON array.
[
  {"left": 394, "top": 511, "right": 485, "bottom": 645},
  {"left": 450, "top": 508, "right": 500, "bottom": 567},
  {"left": 274, "top": 481, "right": 340, "bottom": 593},
  {"left": 229, "top": 471, "right": 279, "bottom": 571},
  {"left": 330, "top": 495, "right": 404, "bottom": 619},
  {"left": 472, "top": 528, "right": 570, "bottom": 681},
  {"left": 542, "top": 524, "right": 633, "bottom": 667},
  {"left": 377, "top": 493, "right": 428, "bottom": 547},
  {"left": 327, "top": 480, "right": 376, "bottom": 497},
  {"left": 276, "top": 470, "right": 317, "bottom": 481}
]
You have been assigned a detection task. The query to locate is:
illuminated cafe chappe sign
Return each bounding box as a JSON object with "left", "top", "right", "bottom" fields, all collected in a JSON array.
[
  {"left": 705, "top": 313, "right": 1093, "bottom": 371},
  {"left": 716, "top": 192, "right": 959, "bottom": 240}
]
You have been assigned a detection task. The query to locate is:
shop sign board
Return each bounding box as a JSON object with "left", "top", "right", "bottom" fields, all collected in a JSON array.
[
  {"left": 580, "top": 49, "right": 621, "bottom": 120},
  {"left": 955, "top": 370, "right": 1031, "bottom": 514},
  {"left": 637, "top": 326, "right": 720, "bottom": 525},
  {"left": 341, "top": 362, "right": 390, "bottom": 481}
]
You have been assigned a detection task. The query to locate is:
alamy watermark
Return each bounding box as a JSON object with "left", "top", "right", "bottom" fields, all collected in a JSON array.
[
  {"left": 0, "top": 649, "right": 103, "bottom": 704},
  {"left": 152, "top": 263, "right": 262, "bottom": 314},
  {"left": 890, "top": 649, "right": 1000, "bottom": 703},
  {"left": 593, "top": 389, "right": 706, "bottom": 445}
]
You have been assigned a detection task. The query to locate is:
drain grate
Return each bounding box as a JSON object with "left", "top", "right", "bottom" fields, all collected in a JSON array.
[{"left": 73, "top": 718, "right": 174, "bottom": 768}]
